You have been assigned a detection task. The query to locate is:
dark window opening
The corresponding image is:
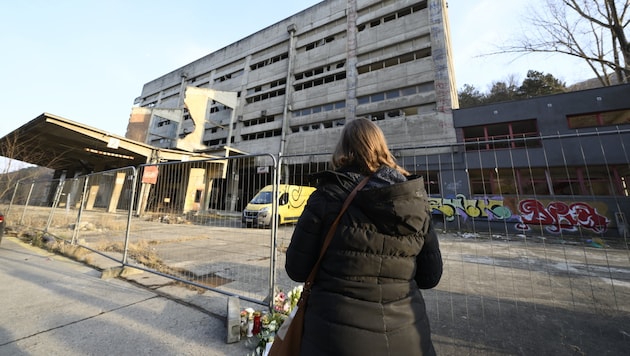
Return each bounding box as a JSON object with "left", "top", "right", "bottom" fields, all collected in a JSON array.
[
  {"left": 357, "top": 1, "right": 428, "bottom": 32},
  {"left": 567, "top": 109, "right": 630, "bottom": 129},
  {"left": 463, "top": 119, "right": 541, "bottom": 151}
]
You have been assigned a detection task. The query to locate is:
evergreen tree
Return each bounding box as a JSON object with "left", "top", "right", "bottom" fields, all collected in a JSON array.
[
  {"left": 457, "top": 70, "right": 568, "bottom": 107},
  {"left": 457, "top": 84, "right": 485, "bottom": 108},
  {"left": 518, "top": 70, "right": 566, "bottom": 98}
]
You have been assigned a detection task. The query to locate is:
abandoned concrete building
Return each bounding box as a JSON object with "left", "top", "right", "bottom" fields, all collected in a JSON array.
[
  {"left": 4, "top": 0, "right": 629, "bottom": 237},
  {"left": 128, "top": 0, "right": 458, "bottom": 158}
]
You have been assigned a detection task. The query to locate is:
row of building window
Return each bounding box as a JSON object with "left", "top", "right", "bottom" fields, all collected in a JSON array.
[
  {"left": 567, "top": 109, "right": 630, "bottom": 128},
  {"left": 214, "top": 69, "right": 244, "bottom": 83},
  {"left": 357, "top": 82, "right": 434, "bottom": 105},
  {"left": 250, "top": 53, "right": 288, "bottom": 71},
  {"left": 290, "top": 118, "right": 346, "bottom": 133},
  {"left": 243, "top": 115, "right": 276, "bottom": 127},
  {"left": 304, "top": 36, "right": 335, "bottom": 51},
  {"left": 209, "top": 105, "right": 230, "bottom": 114},
  {"left": 365, "top": 109, "right": 407, "bottom": 122},
  {"left": 245, "top": 88, "right": 286, "bottom": 104},
  {"left": 416, "top": 165, "right": 629, "bottom": 197},
  {"left": 294, "top": 72, "right": 346, "bottom": 91},
  {"left": 247, "top": 79, "right": 286, "bottom": 96},
  {"left": 241, "top": 129, "right": 282, "bottom": 141},
  {"left": 357, "top": 1, "right": 427, "bottom": 32},
  {"left": 295, "top": 61, "right": 345, "bottom": 80},
  {"left": 357, "top": 48, "right": 431, "bottom": 75},
  {"left": 292, "top": 101, "right": 346, "bottom": 117},
  {"left": 468, "top": 166, "right": 629, "bottom": 196},
  {"left": 204, "top": 137, "right": 228, "bottom": 146},
  {"left": 462, "top": 119, "right": 541, "bottom": 151},
  {"left": 461, "top": 110, "right": 630, "bottom": 152},
  {"left": 289, "top": 103, "right": 438, "bottom": 133},
  {"left": 294, "top": 47, "right": 432, "bottom": 92}
]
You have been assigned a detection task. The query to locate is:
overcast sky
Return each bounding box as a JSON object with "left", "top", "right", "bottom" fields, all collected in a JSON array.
[{"left": 0, "top": 0, "right": 594, "bottom": 139}]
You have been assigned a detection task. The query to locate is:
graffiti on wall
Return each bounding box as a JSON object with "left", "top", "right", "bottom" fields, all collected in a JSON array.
[
  {"left": 428, "top": 194, "right": 511, "bottom": 221},
  {"left": 429, "top": 195, "right": 611, "bottom": 234},
  {"left": 516, "top": 199, "right": 610, "bottom": 234}
]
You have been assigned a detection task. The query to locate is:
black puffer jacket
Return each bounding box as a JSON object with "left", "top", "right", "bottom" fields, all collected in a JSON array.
[{"left": 285, "top": 167, "right": 443, "bottom": 356}]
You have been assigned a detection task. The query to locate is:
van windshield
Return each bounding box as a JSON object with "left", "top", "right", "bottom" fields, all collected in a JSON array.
[{"left": 251, "top": 191, "right": 273, "bottom": 204}]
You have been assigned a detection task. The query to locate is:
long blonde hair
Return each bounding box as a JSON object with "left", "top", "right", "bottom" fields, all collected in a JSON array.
[{"left": 332, "top": 118, "right": 409, "bottom": 176}]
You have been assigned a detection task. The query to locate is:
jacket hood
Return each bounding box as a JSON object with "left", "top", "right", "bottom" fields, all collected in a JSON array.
[{"left": 314, "top": 167, "right": 429, "bottom": 236}]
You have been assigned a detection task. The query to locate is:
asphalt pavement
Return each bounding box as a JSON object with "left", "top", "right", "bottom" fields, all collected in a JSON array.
[
  {"left": 0, "top": 236, "right": 257, "bottom": 356},
  {"left": 3, "top": 234, "right": 630, "bottom": 356}
]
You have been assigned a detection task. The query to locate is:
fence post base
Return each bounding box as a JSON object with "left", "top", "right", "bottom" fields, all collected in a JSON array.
[{"left": 226, "top": 295, "right": 241, "bottom": 343}]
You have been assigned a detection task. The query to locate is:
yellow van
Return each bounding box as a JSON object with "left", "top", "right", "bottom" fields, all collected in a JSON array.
[{"left": 242, "top": 184, "right": 316, "bottom": 228}]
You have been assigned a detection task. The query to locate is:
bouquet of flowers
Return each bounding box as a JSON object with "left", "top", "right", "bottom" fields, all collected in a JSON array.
[
  {"left": 245, "top": 285, "right": 303, "bottom": 356},
  {"left": 273, "top": 285, "right": 303, "bottom": 315}
]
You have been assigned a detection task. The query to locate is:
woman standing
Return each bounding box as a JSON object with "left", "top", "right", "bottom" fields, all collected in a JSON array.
[{"left": 285, "top": 118, "right": 443, "bottom": 355}]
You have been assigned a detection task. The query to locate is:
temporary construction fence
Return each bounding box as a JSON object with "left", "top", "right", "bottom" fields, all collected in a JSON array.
[{"left": 3, "top": 129, "right": 630, "bottom": 355}]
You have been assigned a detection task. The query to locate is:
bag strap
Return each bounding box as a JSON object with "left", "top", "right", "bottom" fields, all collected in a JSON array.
[{"left": 302, "top": 175, "right": 371, "bottom": 292}]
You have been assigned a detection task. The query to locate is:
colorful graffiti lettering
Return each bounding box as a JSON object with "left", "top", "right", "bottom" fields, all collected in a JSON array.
[
  {"left": 429, "top": 194, "right": 511, "bottom": 222},
  {"left": 430, "top": 195, "right": 612, "bottom": 235},
  {"left": 516, "top": 199, "right": 609, "bottom": 234}
]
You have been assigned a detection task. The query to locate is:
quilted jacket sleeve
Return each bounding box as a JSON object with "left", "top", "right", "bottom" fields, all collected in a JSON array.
[
  {"left": 414, "top": 222, "right": 443, "bottom": 289},
  {"left": 285, "top": 190, "right": 328, "bottom": 282}
]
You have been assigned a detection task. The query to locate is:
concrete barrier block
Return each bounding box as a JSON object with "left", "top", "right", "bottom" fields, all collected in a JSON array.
[
  {"left": 226, "top": 295, "right": 241, "bottom": 343},
  {"left": 100, "top": 266, "right": 143, "bottom": 279}
]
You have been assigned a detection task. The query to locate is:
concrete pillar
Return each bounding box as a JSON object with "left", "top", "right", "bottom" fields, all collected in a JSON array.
[
  {"left": 226, "top": 295, "right": 241, "bottom": 343},
  {"left": 86, "top": 185, "right": 99, "bottom": 211},
  {"left": 107, "top": 171, "right": 127, "bottom": 213}
]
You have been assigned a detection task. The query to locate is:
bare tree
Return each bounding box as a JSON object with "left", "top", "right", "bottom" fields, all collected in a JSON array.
[
  {"left": 0, "top": 132, "right": 54, "bottom": 204},
  {"left": 501, "top": 0, "right": 629, "bottom": 86}
]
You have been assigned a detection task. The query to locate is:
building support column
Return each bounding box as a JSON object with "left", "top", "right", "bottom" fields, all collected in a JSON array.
[
  {"left": 279, "top": 24, "right": 297, "bottom": 156},
  {"left": 345, "top": 0, "right": 358, "bottom": 121}
]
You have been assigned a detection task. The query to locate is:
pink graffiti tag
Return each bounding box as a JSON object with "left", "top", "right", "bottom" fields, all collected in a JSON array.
[{"left": 516, "top": 199, "right": 609, "bottom": 234}]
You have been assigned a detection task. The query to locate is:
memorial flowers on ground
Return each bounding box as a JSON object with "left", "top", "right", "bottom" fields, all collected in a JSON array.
[{"left": 243, "top": 285, "right": 303, "bottom": 356}]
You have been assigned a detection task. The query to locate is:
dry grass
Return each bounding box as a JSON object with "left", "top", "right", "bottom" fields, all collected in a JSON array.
[
  {"left": 13, "top": 208, "right": 129, "bottom": 232},
  {"left": 12, "top": 227, "right": 93, "bottom": 265},
  {"left": 11, "top": 222, "right": 176, "bottom": 281},
  {"left": 95, "top": 239, "right": 165, "bottom": 271},
  {"left": 8, "top": 222, "right": 212, "bottom": 298},
  {"left": 53, "top": 242, "right": 94, "bottom": 265},
  {"left": 12, "top": 225, "right": 173, "bottom": 277},
  {"left": 89, "top": 214, "right": 129, "bottom": 231}
]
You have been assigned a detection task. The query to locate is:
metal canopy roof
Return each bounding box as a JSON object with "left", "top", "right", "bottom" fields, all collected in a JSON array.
[{"left": 0, "top": 113, "right": 217, "bottom": 173}]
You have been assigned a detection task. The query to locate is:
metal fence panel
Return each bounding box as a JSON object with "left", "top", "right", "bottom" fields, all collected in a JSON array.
[
  {"left": 3, "top": 129, "right": 629, "bottom": 354},
  {"left": 126, "top": 155, "right": 278, "bottom": 305},
  {"left": 10, "top": 177, "right": 83, "bottom": 234},
  {"left": 62, "top": 168, "right": 137, "bottom": 263}
]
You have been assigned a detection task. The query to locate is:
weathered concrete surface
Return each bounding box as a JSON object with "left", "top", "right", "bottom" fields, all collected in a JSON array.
[
  {"left": 0, "top": 237, "right": 256, "bottom": 356},
  {"left": 2, "top": 226, "right": 630, "bottom": 355}
]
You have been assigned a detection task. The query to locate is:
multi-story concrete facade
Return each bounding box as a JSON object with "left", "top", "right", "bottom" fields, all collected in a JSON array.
[{"left": 128, "top": 0, "right": 458, "bottom": 158}]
